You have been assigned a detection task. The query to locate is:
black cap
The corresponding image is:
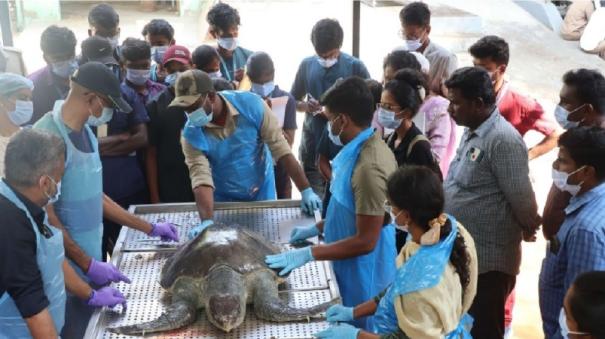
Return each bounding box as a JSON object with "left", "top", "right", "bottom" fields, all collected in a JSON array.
[
  {"left": 81, "top": 36, "right": 117, "bottom": 65},
  {"left": 71, "top": 61, "right": 132, "bottom": 113}
]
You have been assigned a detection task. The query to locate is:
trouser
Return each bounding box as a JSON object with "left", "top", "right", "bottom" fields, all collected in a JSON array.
[
  {"left": 304, "top": 167, "right": 326, "bottom": 199},
  {"left": 102, "top": 189, "right": 148, "bottom": 260},
  {"left": 469, "top": 271, "right": 516, "bottom": 339},
  {"left": 61, "top": 294, "right": 94, "bottom": 339},
  {"left": 274, "top": 163, "right": 292, "bottom": 199}
]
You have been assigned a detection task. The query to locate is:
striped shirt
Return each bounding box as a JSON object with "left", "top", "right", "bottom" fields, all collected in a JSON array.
[
  {"left": 444, "top": 109, "right": 539, "bottom": 276},
  {"left": 539, "top": 182, "right": 605, "bottom": 338}
]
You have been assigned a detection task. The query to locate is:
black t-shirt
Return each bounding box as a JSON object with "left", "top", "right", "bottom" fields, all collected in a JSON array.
[
  {"left": 0, "top": 180, "right": 51, "bottom": 318},
  {"left": 386, "top": 123, "right": 442, "bottom": 179},
  {"left": 146, "top": 88, "right": 194, "bottom": 203}
]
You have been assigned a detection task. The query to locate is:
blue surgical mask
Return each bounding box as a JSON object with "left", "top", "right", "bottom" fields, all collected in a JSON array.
[
  {"left": 318, "top": 57, "right": 338, "bottom": 68},
  {"left": 126, "top": 68, "right": 151, "bottom": 86},
  {"left": 251, "top": 81, "right": 275, "bottom": 97},
  {"left": 555, "top": 104, "right": 585, "bottom": 129},
  {"left": 7, "top": 100, "right": 33, "bottom": 126},
  {"left": 327, "top": 117, "right": 343, "bottom": 146},
  {"left": 165, "top": 72, "right": 181, "bottom": 87},
  {"left": 88, "top": 97, "right": 114, "bottom": 126},
  {"left": 217, "top": 37, "right": 238, "bottom": 51},
  {"left": 44, "top": 176, "right": 61, "bottom": 205},
  {"left": 405, "top": 39, "right": 423, "bottom": 51},
  {"left": 51, "top": 59, "right": 78, "bottom": 78},
  {"left": 188, "top": 101, "right": 213, "bottom": 127},
  {"left": 377, "top": 107, "right": 403, "bottom": 129},
  {"left": 151, "top": 45, "right": 169, "bottom": 64}
]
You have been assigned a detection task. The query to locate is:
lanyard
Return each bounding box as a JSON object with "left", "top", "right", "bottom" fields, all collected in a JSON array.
[{"left": 219, "top": 51, "right": 238, "bottom": 82}]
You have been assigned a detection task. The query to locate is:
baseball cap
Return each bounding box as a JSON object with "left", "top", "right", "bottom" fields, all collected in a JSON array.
[
  {"left": 71, "top": 61, "right": 132, "bottom": 113},
  {"left": 162, "top": 45, "right": 191, "bottom": 67},
  {"left": 169, "top": 69, "right": 214, "bottom": 108},
  {"left": 81, "top": 36, "right": 117, "bottom": 65}
]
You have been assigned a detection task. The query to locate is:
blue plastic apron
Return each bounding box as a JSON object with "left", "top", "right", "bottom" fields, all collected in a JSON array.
[
  {"left": 324, "top": 127, "right": 396, "bottom": 331},
  {"left": 0, "top": 181, "right": 66, "bottom": 338},
  {"left": 373, "top": 216, "right": 473, "bottom": 338},
  {"left": 48, "top": 100, "right": 103, "bottom": 338},
  {"left": 182, "top": 91, "right": 276, "bottom": 202}
]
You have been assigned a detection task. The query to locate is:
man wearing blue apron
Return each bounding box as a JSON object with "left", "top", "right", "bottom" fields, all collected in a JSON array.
[
  {"left": 265, "top": 77, "right": 398, "bottom": 331},
  {"left": 175, "top": 70, "right": 322, "bottom": 239},
  {"left": 33, "top": 62, "right": 179, "bottom": 338},
  {"left": 0, "top": 129, "right": 127, "bottom": 338}
]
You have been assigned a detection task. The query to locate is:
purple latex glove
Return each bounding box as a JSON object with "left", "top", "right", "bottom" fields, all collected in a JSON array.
[
  {"left": 87, "top": 286, "right": 127, "bottom": 309},
  {"left": 86, "top": 259, "right": 131, "bottom": 286},
  {"left": 149, "top": 222, "right": 179, "bottom": 242}
]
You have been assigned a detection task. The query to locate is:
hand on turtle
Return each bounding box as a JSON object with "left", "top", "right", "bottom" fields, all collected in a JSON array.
[
  {"left": 149, "top": 222, "right": 179, "bottom": 242},
  {"left": 188, "top": 219, "right": 214, "bottom": 240},
  {"left": 265, "top": 247, "right": 314, "bottom": 276},
  {"left": 301, "top": 187, "right": 322, "bottom": 215},
  {"left": 87, "top": 286, "right": 127, "bottom": 310},
  {"left": 314, "top": 323, "right": 360, "bottom": 338},
  {"left": 326, "top": 304, "right": 355, "bottom": 323},
  {"left": 86, "top": 259, "right": 131, "bottom": 286},
  {"left": 289, "top": 224, "right": 320, "bottom": 244}
]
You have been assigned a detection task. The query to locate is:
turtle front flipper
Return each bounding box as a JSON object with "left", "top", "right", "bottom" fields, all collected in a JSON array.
[
  {"left": 108, "top": 298, "right": 197, "bottom": 335},
  {"left": 252, "top": 270, "right": 339, "bottom": 322}
]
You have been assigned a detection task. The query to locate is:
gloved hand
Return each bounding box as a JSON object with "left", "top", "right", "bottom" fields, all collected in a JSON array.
[
  {"left": 149, "top": 222, "right": 179, "bottom": 242},
  {"left": 188, "top": 219, "right": 213, "bottom": 240},
  {"left": 87, "top": 286, "right": 127, "bottom": 309},
  {"left": 86, "top": 259, "right": 131, "bottom": 286},
  {"left": 314, "top": 323, "right": 360, "bottom": 338},
  {"left": 290, "top": 225, "right": 320, "bottom": 244},
  {"left": 301, "top": 187, "right": 322, "bottom": 215},
  {"left": 326, "top": 304, "right": 355, "bottom": 323},
  {"left": 265, "top": 247, "right": 314, "bottom": 276}
]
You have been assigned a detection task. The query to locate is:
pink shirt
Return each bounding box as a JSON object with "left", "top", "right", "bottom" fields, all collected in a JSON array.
[{"left": 421, "top": 95, "right": 456, "bottom": 177}]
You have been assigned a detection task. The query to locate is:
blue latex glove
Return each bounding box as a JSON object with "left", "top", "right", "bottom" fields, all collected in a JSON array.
[
  {"left": 87, "top": 286, "right": 127, "bottom": 310},
  {"left": 326, "top": 304, "right": 355, "bottom": 323},
  {"left": 301, "top": 187, "right": 322, "bottom": 215},
  {"left": 149, "top": 222, "right": 179, "bottom": 242},
  {"left": 314, "top": 323, "right": 360, "bottom": 338},
  {"left": 188, "top": 219, "right": 213, "bottom": 240},
  {"left": 289, "top": 224, "right": 320, "bottom": 244},
  {"left": 86, "top": 259, "right": 131, "bottom": 286},
  {"left": 265, "top": 247, "right": 314, "bottom": 276}
]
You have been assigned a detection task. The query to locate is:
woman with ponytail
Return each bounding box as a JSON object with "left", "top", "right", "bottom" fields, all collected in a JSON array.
[{"left": 315, "top": 166, "right": 478, "bottom": 339}]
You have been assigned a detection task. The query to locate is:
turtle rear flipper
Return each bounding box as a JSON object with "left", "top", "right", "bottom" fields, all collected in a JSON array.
[
  {"left": 252, "top": 270, "right": 339, "bottom": 322},
  {"left": 108, "top": 299, "right": 197, "bottom": 335}
]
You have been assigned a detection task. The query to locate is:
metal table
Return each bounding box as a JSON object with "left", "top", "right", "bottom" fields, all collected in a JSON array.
[{"left": 84, "top": 200, "right": 340, "bottom": 339}]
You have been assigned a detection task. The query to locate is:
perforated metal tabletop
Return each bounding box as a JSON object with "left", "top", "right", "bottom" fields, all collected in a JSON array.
[{"left": 84, "top": 201, "right": 339, "bottom": 339}]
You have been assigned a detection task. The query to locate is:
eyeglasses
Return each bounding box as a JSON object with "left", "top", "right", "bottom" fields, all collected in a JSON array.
[{"left": 377, "top": 102, "right": 401, "bottom": 111}]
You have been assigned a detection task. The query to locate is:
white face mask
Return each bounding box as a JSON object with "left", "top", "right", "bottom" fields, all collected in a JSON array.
[
  {"left": 405, "top": 39, "right": 423, "bottom": 51},
  {"left": 126, "top": 68, "right": 151, "bottom": 86},
  {"left": 390, "top": 211, "right": 408, "bottom": 232},
  {"left": 327, "top": 117, "right": 343, "bottom": 146},
  {"left": 51, "top": 59, "right": 79, "bottom": 79},
  {"left": 217, "top": 37, "right": 238, "bottom": 51},
  {"left": 555, "top": 104, "right": 585, "bottom": 129},
  {"left": 108, "top": 34, "right": 120, "bottom": 50},
  {"left": 552, "top": 166, "right": 586, "bottom": 196},
  {"left": 151, "top": 45, "right": 169, "bottom": 64},
  {"left": 208, "top": 70, "right": 223, "bottom": 79},
  {"left": 318, "top": 57, "right": 338, "bottom": 68},
  {"left": 44, "top": 175, "right": 61, "bottom": 206},
  {"left": 88, "top": 97, "right": 114, "bottom": 126},
  {"left": 559, "top": 308, "right": 590, "bottom": 338},
  {"left": 7, "top": 100, "right": 34, "bottom": 126}
]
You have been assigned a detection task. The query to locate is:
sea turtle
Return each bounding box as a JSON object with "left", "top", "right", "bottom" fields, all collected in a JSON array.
[{"left": 109, "top": 223, "right": 336, "bottom": 335}]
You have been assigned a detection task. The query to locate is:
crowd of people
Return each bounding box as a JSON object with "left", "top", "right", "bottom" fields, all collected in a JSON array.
[{"left": 0, "top": 1, "right": 605, "bottom": 339}]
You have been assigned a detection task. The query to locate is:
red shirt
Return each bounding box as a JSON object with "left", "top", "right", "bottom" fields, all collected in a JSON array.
[{"left": 497, "top": 83, "right": 557, "bottom": 137}]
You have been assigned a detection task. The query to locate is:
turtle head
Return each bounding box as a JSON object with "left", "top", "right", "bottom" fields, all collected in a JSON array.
[
  {"left": 207, "top": 294, "right": 246, "bottom": 332},
  {"left": 205, "top": 265, "right": 247, "bottom": 332}
]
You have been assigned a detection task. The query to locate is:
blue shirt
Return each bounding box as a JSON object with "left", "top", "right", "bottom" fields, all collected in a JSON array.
[
  {"left": 539, "top": 182, "right": 605, "bottom": 338},
  {"left": 100, "top": 82, "right": 150, "bottom": 200},
  {"left": 290, "top": 52, "right": 370, "bottom": 168},
  {"left": 219, "top": 46, "right": 253, "bottom": 82}
]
